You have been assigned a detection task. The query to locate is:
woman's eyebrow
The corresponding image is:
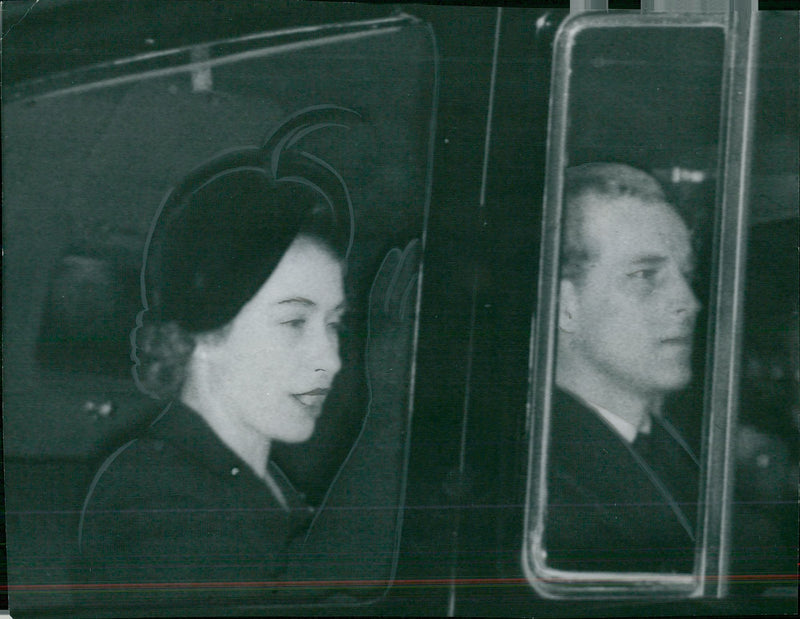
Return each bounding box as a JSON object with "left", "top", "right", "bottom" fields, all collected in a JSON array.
[
  {"left": 277, "top": 297, "right": 315, "bottom": 307},
  {"left": 277, "top": 298, "right": 348, "bottom": 312}
]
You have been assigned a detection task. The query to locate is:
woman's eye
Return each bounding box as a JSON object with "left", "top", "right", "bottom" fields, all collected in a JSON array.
[{"left": 281, "top": 318, "right": 306, "bottom": 329}]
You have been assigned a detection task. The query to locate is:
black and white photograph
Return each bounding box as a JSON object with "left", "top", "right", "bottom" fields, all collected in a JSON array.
[{"left": 2, "top": 1, "right": 797, "bottom": 617}]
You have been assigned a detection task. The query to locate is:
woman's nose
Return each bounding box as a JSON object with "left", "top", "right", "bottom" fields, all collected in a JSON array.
[{"left": 312, "top": 326, "right": 342, "bottom": 376}]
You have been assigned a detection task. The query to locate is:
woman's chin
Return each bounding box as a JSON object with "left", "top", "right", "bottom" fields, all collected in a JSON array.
[{"left": 274, "top": 422, "right": 317, "bottom": 444}]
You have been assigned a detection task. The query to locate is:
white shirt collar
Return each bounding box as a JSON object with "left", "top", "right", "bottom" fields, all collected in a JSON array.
[{"left": 587, "top": 399, "right": 651, "bottom": 444}]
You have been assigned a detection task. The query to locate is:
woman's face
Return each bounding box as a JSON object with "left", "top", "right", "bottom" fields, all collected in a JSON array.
[{"left": 200, "top": 235, "right": 345, "bottom": 444}]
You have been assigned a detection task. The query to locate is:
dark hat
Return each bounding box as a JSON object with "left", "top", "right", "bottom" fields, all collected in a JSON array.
[{"left": 143, "top": 106, "right": 359, "bottom": 334}]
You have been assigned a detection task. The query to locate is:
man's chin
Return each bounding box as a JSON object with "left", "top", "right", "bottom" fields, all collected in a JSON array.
[{"left": 659, "top": 370, "right": 693, "bottom": 393}]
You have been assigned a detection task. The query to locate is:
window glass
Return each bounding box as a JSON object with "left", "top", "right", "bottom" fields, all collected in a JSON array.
[
  {"left": 3, "top": 9, "right": 435, "bottom": 614},
  {"left": 523, "top": 13, "right": 729, "bottom": 598}
]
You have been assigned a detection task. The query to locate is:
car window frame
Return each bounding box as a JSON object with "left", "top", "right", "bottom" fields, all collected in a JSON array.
[{"left": 521, "top": 8, "right": 758, "bottom": 600}]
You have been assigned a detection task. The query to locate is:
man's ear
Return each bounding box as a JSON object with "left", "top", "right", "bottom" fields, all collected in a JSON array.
[{"left": 558, "top": 279, "right": 579, "bottom": 333}]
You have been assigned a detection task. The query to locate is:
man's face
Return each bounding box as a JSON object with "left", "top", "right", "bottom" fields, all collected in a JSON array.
[
  {"left": 200, "top": 235, "right": 346, "bottom": 444},
  {"left": 559, "top": 194, "right": 701, "bottom": 403}
]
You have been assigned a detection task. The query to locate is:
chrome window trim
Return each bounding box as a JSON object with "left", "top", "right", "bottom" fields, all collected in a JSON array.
[
  {"left": 521, "top": 9, "right": 755, "bottom": 600},
  {"left": 5, "top": 12, "right": 420, "bottom": 104}
]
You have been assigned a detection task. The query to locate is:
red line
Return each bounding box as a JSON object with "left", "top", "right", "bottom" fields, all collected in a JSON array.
[{"left": 5, "top": 574, "right": 799, "bottom": 592}]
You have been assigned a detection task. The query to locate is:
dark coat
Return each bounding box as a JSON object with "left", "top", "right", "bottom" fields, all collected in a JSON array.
[
  {"left": 74, "top": 376, "right": 408, "bottom": 612},
  {"left": 76, "top": 401, "right": 316, "bottom": 608},
  {"left": 543, "top": 388, "right": 700, "bottom": 574}
]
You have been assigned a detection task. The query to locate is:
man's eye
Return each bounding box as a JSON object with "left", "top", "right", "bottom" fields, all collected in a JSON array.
[{"left": 628, "top": 269, "right": 657, "bottom": 280}]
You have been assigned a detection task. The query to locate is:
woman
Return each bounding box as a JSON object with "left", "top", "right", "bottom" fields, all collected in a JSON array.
[{"left": 76, "top": 107, "right": 418, "bottom": 609}]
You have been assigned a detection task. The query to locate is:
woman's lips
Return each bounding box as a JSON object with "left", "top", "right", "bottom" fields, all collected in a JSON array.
[{"left": 292, "top": 388, "right": 330, "bottom": 407}]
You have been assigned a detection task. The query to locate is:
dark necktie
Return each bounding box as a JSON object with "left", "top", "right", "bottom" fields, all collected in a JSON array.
[{"left": 633, "top": 420, "right": 699, "bottom": 535}]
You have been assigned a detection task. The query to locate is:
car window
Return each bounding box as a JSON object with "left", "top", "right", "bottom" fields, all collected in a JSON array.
[
  {"left": 522, "top": 10, "right": 753, "bottom": 599},
  {"left": 3, "top": 8, "right": 436, "bottom": 614}
]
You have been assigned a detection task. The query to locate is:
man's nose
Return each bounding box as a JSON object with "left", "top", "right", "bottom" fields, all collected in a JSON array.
[{"left": 674, "top": 272, "right": 701, "bottom": 317}]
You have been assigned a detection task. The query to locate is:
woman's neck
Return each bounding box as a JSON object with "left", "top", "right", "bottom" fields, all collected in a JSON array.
[{"left": 180, "top": 368, "right": 271, "bottom": 483}]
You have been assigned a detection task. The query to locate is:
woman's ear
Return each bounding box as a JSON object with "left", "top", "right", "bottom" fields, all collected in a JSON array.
[
  {"left": 186, "top": 333, "right": 218, "bottom": 380},
  {"left": 191, "top": 337, "right": 208, "bottom": 361},
  {"left": 181, "top": 332, "right": 220, "bottom": 403},
  {"left": 558, "top": 279, "right": 579, "bottom": 333}
]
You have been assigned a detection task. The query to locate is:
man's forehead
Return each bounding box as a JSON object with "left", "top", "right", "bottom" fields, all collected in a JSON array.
[{"left": 580, "top": 194, "right": 692, "bottom": 257}]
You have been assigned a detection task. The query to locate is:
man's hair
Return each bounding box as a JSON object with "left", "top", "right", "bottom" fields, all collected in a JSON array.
[{"left": 560, "top": 163, "right": 669, "bottom": 284}]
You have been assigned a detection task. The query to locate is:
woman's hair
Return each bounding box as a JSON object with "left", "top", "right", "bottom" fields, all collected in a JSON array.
[{"left": 133, "top": 105, "right": 358, "bottom": 399}]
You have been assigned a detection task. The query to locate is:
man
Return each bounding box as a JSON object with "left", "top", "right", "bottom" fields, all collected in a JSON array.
[{"left": 543, "top": 163, "right": 702, "bottom": 573}]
